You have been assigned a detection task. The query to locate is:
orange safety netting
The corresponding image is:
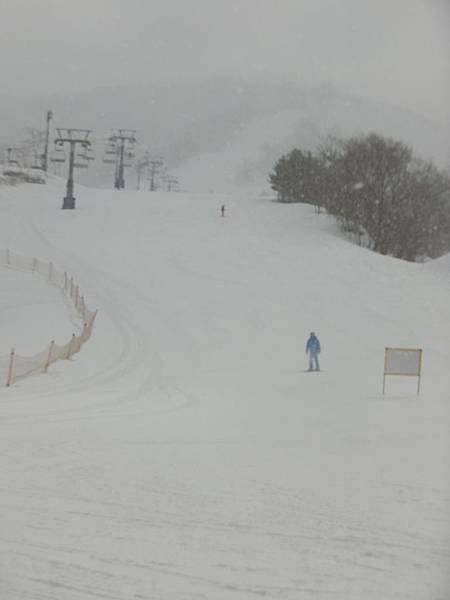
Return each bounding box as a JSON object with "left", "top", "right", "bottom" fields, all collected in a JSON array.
[{"left": 0, "top": 249, "right": 97, "bottom": 386}]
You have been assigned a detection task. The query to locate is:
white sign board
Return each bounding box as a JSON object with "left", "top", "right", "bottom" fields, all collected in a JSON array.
[
  {"left": 383, "top": 347, "right": 423, "bottom": 395},
  {"left": 384, "top": 348, "right": 422, "bottom": 376}
]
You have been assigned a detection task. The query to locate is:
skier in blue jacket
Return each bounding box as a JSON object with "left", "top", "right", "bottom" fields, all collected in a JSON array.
[{"left": 306, "top": 332, "right": 321, "bottom": 371}]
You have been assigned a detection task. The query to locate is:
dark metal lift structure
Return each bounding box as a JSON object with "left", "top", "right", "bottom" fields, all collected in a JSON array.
[
  {"left": 103, "top": 129, "right": 136, "bottom": 190},
  {"left": 54, "top": 128, "right": 93, "bottom": 209}
]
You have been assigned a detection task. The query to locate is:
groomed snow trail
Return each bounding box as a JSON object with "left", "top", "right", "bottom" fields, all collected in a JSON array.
[{"left": 0, "top": 180, "right": 449, "bottom": 599}]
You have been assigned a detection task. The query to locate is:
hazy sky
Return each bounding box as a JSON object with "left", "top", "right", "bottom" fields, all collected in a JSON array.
[{"left": 0, "top": 0, "right": 449, "bottom": 122}]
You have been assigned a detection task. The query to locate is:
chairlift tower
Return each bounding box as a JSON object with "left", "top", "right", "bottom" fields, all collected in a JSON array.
[
  {"left": 136, "top": 151, "right": 149, "bottom": 190},
  {"left": 54, "top": 128, "right": 92, "bottom": 209},
  {"left": 147, "top": 157, "right": 164, "bottom": 191},
  {"left": 104, "top": 129, "right": 136, "bottom": 190},
  {"left": 42, "top": 110, "right": 53, "bottom": 172},
  {"left": 166, "top": 175, "right": 179, "bottom": 192}
]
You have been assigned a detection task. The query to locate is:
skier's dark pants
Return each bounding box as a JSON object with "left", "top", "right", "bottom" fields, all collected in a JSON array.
[{"left": 308, "top": 352, "right": 320, "bottom": 371}]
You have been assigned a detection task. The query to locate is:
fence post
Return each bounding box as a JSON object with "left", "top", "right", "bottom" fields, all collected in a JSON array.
[
  {"left": 74, "top": 286, "right": 79, "bottom": 309},
  {"left": 64, "top": 272, "right": 68, "bottom": 291},
  {"left": 44, "top": 340, "right": 55, "bottom": 373},
  {"left": 66, "top": 334, "right": 76, "bottom": 359},
  {"left": 90, "top": 309, "right": 98, "bottom": 329},
  {"left": 32, "top": 257, "right": 37, "bottom": 273},
  {"left": 69, "top": 277, "right": 74, "bottom": 298},
  {"left": 6, "top": 348, "right": 15, "bottom": 387},
  {"left": 85, "top": 309, "right": 98, "bottom": 339}
]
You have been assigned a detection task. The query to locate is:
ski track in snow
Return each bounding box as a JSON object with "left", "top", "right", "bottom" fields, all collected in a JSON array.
[
  {"left": 0, "top": 200, "right": 192, "bottom": 422},
  {"left": 0, "top": 181, "right": 449, "bottom": 599}
]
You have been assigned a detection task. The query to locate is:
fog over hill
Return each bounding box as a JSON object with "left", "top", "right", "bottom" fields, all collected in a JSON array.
[{"left": 1, "top": 79, "right": 449, "bottom": 190}]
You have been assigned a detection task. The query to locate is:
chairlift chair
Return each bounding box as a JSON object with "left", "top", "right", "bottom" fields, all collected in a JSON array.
[
  {"left": 50, "top": 146, "right": 66, "bottom": 163},
  {"left": 83, "top": 147, "right": 95, "bottom": 161},
  {"left": 6, "top": 153, "right": 19, "bottom": 166},
  {"left": 123, "top": 151, "right": 134, "bottom": 167},
  {"left": 31, "top": 151, "right": 43, "bottom": 170},
  {"left": 74, "top": 145, "right": 89, "bottom": 168},
  {"left": 104, "top": 142, "right": 117, "bottom": 155},
  {"left": 74, "top": 159, "right": 89, "bottom": 169},
  {"left": 77, "top": 148, "right": 95, "bottom": 162}
]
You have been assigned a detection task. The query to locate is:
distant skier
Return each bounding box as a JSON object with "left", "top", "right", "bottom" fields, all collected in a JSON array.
[
  {"left": 220, "top": 204, "right": 225, "bottom": 217},
  {"left": 306, "top": 332, "right": 321, "bottom": 371}
]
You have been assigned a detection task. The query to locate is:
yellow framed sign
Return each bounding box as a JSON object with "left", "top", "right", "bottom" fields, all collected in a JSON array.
[{"left": 383, "top": 348, "right": 423, "bottom": 395}]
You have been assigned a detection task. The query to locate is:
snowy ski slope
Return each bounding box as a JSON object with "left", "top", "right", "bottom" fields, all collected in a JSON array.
[{"left": 0, "top": 179, "right": 449, "bottom": 599}]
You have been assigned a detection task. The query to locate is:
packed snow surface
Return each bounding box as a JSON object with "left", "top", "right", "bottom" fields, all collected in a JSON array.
[{"left": 0, "top": 179, "right": 449, "bottom": 599}]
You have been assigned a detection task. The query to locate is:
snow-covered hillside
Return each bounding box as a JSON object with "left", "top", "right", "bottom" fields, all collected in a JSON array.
[
  {"left": 174, "top": 109, "right": 305, "bottom": 193},
  {"left": 0, "top": 179, "right": 449, "bottom": 599},
  {"left": 174, "top": 98, "right": 450, "bottom": 193}
]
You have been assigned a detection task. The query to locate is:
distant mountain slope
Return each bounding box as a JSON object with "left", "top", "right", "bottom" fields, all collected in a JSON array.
[
  {"left": 174, "top": 109, "right": 306, "bottom": 193},
  {"left": 175, "top": 97, "right": 450, "bottom": 193}
]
